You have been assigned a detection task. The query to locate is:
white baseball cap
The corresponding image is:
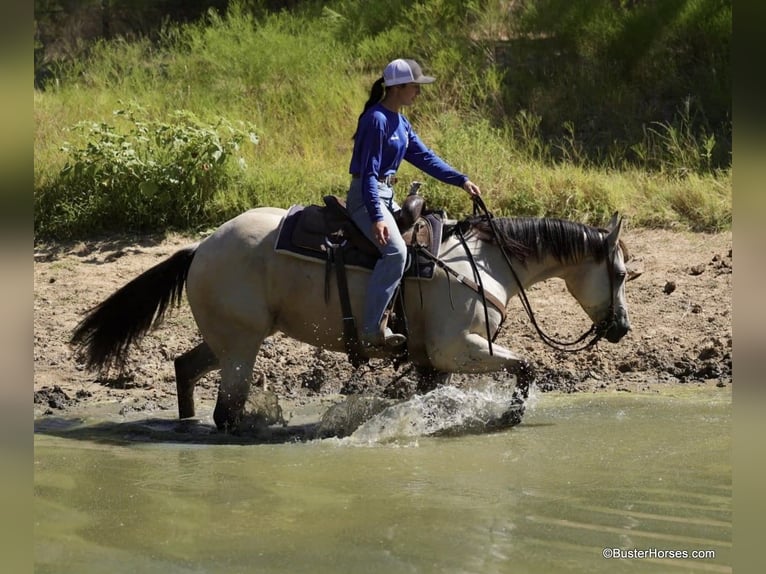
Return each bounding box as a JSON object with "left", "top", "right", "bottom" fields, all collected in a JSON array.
[{"left": 383, "top": 59, "right": 436, "bottom": 87}]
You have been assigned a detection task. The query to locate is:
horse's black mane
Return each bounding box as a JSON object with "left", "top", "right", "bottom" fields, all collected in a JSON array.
[{"left": 447, "top": 216, "right": 613, "bottom": 265}]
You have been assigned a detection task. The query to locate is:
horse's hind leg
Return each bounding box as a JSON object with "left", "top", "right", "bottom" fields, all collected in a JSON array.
[
  {"left": 213, "top": 350, "right": 258, "bottom": 432},
  {"left": 174, "top": 342, "right": 219, "bottom": 419}
]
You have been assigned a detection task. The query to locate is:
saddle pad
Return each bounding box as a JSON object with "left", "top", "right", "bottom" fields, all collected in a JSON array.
[{"left": 274, "top": 204, "right": 441, "bottom": 279}]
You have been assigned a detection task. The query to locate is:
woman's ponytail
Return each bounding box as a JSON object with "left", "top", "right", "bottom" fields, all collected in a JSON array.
[{"left": 352, "top": 77, "right": 385, "bottom": 139}]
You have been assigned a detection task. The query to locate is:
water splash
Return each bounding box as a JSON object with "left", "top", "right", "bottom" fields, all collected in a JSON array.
[{"left": 344, "top": 383, "right": 530, "bottom": 444}]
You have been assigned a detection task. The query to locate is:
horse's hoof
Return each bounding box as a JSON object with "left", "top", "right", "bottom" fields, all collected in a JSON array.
[
  {"left": 501, "top": 404, "right": 526, "bottom": 427},
  {"left": 213, "top": 405, "right": 242, "bottom": 433}
]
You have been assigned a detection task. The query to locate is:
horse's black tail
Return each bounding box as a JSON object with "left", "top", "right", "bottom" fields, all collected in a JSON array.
[{"left": 71, "top": 245, "right": 198, "bottom": 372}]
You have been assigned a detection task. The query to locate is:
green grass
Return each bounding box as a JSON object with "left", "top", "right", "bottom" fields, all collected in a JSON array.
[{"left": 34, "top": 1, "right": 731, "bottom": 240}]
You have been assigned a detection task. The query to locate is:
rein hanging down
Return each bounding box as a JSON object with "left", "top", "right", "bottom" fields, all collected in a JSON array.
[{"left": 469, "top": 196, "right": 613, "bottom": 353}]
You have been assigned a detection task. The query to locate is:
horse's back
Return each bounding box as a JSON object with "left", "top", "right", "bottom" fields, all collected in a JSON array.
[{"left": 203, "top": 204, "right": 286, "bottom": 255}]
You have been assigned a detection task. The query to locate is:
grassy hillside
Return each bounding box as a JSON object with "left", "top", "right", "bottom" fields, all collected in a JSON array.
[{"left": 34, "top": 1, "right": 731, "bottom": 239}]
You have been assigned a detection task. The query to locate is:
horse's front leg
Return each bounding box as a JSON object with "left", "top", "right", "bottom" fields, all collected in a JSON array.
[
  {"left": 427, "top": 333, "right": 536, "bottom": 391},
  {"left": 425, "top": 333, "right": 534, "bottom": 427}
]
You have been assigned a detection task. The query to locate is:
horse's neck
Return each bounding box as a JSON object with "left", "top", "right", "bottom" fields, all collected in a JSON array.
[
  {"left": 508, "top": 252, "right": 574, "bottom": 288},
  {"left": 447, "top": 236, "right": 576, "bottom": 302}
]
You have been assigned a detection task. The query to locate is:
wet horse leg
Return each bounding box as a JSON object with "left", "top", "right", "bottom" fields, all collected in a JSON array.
[
  {"left": 174, "top": 342, "right": 219, "bottom": 419},
  {"left": 428, "top": 333, "right": 535, "bottom": 391},
  {"left": 511, "top": 360, "right": 535, "bottom": 399},
  {"left": 213, "top": 350, "right": 257, "bottom": 432},
  {"left": 453, "top": 334, "right": 535, "bottom": 426},
  {"left": 209, "top": 324, "right": 267, "bottom": 432}
]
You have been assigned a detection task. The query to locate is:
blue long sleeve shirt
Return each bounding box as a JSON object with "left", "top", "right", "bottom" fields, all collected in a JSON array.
[{"left": 349, "top": 103, "right": 468, "bottom": 222}]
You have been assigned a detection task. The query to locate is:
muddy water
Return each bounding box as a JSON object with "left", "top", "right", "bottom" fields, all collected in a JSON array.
[{"left": 34, "top": 387, "right": 731, "bottom": 573}]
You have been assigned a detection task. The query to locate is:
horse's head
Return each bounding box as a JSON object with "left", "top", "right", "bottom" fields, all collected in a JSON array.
[{"left": 564, "top": 213, "right": 634, "bottom": 343}]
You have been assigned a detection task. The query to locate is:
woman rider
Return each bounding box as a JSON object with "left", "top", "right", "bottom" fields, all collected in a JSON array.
[{"left": 347, "top": 58, "right": 481, "bottom": 348}]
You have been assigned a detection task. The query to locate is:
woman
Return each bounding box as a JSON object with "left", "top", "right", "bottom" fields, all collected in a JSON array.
[{"left": 347, "top": 58, "right": 481, "bottom": 348}]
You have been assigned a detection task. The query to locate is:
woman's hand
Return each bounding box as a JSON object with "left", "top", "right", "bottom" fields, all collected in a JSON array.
[
  {"left": 372, "top": 221, "right": 390, "bottom": 246},
  {"left": 463, "top": 180, "right": 481, "bottom": 197}
]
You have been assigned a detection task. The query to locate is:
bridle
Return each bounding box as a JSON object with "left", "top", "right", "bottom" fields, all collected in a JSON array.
[{"left": 470, "top": 196, "right": 619, "bottom": 353}]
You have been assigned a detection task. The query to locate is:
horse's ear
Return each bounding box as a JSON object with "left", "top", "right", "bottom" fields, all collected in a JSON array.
[
  {"left": 606, "top": 214, "right": 623, "bottom": 247},
  {"left": 605, "top": 211, "right": 620, "bottom": 232}
]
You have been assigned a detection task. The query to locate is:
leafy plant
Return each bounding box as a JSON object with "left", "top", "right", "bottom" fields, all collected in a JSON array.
[{"left": 35, "top": 103, "right": 257, "bottom": 238}]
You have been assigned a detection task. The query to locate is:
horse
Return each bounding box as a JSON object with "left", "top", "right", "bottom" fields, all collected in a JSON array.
[{"left": 71, "top": 206, "right": 633, "bottom": 431}]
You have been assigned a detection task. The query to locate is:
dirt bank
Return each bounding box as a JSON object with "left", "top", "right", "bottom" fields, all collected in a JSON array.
[{"left": 33, "top": 227, "right": 732, "bottom": 421}]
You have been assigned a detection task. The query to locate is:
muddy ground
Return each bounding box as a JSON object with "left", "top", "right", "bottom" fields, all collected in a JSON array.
[{"left": 33, "top": 226, "right": 732, "bottom": 422}]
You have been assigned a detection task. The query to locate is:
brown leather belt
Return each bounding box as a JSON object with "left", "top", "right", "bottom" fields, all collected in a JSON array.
[{"left": 351, "top": 174, "right": 398, "bottom": 185}]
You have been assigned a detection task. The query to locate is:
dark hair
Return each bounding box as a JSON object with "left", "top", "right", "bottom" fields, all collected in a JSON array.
[{"left": 352, "top": 76, "right": 385, "bottom": 140}]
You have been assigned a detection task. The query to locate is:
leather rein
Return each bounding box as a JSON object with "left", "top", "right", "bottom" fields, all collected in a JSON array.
[
  {"left": 416, "top": 197, "right": 619, "bottom": 354},
  {"left": 471, "top": 196, "right": 619, "bottom": 353}
]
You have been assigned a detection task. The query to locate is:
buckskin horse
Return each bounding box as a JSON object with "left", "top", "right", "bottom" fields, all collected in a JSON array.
[{"left": 71, "top": 199, "right": 634, "bottom": 431}]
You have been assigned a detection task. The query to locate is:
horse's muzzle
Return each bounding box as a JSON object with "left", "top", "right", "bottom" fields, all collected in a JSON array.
[{"left": 604, "top": 321, "right": 630, "bottom": 343}]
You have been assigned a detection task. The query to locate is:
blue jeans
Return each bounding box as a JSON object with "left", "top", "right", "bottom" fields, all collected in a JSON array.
[{"left": 347, "top": 178, "right": 406, "bottom": 337}]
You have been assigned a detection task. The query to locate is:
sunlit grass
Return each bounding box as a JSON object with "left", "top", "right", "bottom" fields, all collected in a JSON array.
[{"left": 34, "top": 2, "right": 731, "bottom": 239}]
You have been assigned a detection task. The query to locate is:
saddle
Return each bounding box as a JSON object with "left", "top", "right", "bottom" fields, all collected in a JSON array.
[{"left": 276, "top": 194, "right": 443, "bottom": 278}]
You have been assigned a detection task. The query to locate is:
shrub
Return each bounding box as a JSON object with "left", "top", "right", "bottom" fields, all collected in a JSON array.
[{"left": 35, "top": 103, "right": 258, "bottom": 238}]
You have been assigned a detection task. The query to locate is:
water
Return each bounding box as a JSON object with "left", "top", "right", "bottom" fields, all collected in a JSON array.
[{"left": 34, "top": 387, "right": 731, "bottom": 573}]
